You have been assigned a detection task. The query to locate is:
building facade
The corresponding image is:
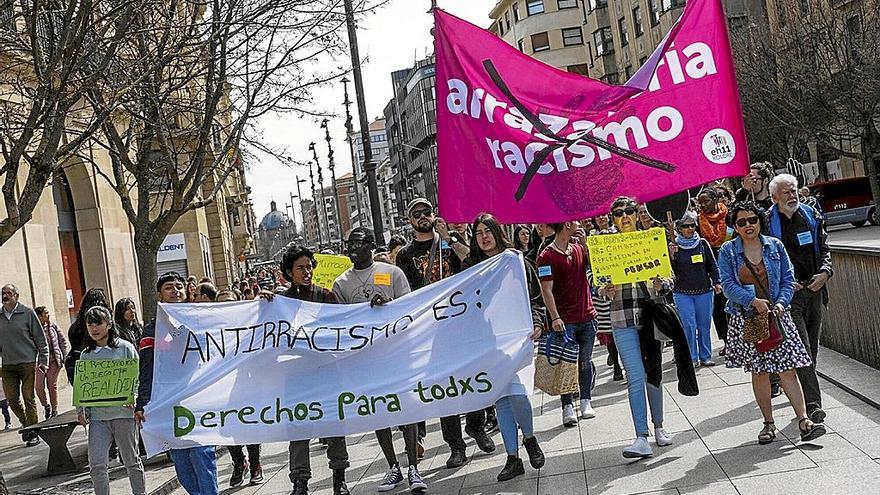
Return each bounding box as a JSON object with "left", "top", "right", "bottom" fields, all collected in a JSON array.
[{"left": 383, "top": 56, "right": 438, "bottom": 220}]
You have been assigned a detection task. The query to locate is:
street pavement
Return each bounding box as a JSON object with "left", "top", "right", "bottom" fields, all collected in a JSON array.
[{"left": 6, "top": 344, "right": 880, "bottom": 495}]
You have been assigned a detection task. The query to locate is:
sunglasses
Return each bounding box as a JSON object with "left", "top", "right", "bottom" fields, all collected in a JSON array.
[
  {"left": 410, "top": 209, "right": 433, "bottom": 219},
  {"left": 611, "top": 207, "right": 637, "bottom": 217},
  {"left": 680, "top": 223, "right": 696, "bottom": 229},
  {"left": 735, "top": 216, "right": 760, "bottom": 228}
]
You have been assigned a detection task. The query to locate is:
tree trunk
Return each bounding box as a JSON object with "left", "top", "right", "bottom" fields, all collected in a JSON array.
[
  {"left": 863, "top": 123, "right": 880, "bottom": 224},
  {"left": 134, "top": 234, "right": 160, "bottom": 323}
]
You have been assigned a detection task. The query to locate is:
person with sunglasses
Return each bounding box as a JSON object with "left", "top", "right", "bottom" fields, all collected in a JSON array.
[
  {"left": 717, "top": 202, "right": 825, "bottom": 445},
  {"left": 597, "top": 197, "right": 674, "bottom": 459},
  {"left": 394, "top": 198, "right": 495, "bottom": 469},
  {"left": 669, "top": 212, "right": 722, "bottom": 367}
]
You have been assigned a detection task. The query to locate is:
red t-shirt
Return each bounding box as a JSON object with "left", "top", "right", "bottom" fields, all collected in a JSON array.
[{"left": 536, "top": 242, "right": 597, "bottom": 324}]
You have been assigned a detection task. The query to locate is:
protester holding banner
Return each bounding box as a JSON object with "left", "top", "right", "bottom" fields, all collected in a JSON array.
[
  {"left": 717, "top": 201, "right": 826, "bottom": 445},
  {"left": 395, "top": 198, "right": 494, "bottom": 469},
  {"left": 135, "top": 272, "right": 219, "bottom": 495},
  {"left": 76, "top": 306, "right": 146, "bottom": 495},
  {"left": 333, "top": 228, "right": 427, "bottom": 493},
  {"left": 536, "top": 220, "right": 599, "bottom": 427},
  {"left": 463, "top": 213, "right": 546, "bottom": 482},
  {"left": 596, "top": 197, "right": 674, "bottom": 458},
  {"left": 696, "top": 188, "right": 732, "bottom": 356},
  {"left": 277, "top": 245, "right": 350, "bottom": 495},
  {"left": 669, "top": 212, "right": 722, "bottom": 366}
]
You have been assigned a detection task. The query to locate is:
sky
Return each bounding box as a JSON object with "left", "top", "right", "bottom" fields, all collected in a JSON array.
[{"left": 246, "top": 0, "right": 495, "bottom": 227}]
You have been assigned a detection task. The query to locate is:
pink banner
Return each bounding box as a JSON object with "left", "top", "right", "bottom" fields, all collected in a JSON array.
[{"left": 434, "top": 0, "right": 749, "bottom": 223}]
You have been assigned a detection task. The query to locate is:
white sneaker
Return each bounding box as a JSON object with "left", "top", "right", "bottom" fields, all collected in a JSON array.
[
  {"left": 622, "top": 436, "right": 653, "bottom": 458},
  {"left": 562, "top": 404, "right": 577, "bottom": 427},
  {"left": 654, "top": 428, "right": 673, "bottom": 447},
  {"left": 580, "top": 399, "right": 596, "bottom": 419}
]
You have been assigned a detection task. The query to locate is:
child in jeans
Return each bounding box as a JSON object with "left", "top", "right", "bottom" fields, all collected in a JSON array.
[{"left": 76, "top": 306, "right": 146, "bottom": 495}]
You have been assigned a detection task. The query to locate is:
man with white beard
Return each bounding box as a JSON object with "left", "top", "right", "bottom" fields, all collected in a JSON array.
[{"left": 767, "top": 174, "right": 833, "bottom": 426}]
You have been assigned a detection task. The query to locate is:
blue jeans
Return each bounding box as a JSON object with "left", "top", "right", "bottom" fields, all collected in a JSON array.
[
  {"left": 169, "top": 446, "right": 218, "bottom": 495},
  {"left": 673, "top": 291, "right": 714, "bottom": 362},
  {"left": 613, "top": 326, "right": 664, "bottom": 437},
  {"left": 560, "top": 320, "right": 598, "bottom": 406},
  {"left": 495, "top": 395, "right": 535, "bottom": 456}
]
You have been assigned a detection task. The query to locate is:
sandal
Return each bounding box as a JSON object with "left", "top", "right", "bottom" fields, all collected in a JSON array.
[
  {"left": 758, "top": 421, "right": 776, "bottom": 445},
  {"left": 799, "top": 417, "right": 827, "bottom": 442}
]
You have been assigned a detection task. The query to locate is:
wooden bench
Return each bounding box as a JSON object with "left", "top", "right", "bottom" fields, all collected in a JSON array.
[{"left": 20, "top": 410, "right": 83, "bottom": 475}]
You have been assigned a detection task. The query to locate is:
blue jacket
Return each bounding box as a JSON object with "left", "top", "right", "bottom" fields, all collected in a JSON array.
[{"left": 717, "top": 235, "right": 796, "bottom": 315}]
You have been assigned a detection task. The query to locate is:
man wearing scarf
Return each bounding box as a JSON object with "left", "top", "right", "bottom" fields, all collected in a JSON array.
[{"left": 669, "top": 212, "right": 722, "bottom": 365}]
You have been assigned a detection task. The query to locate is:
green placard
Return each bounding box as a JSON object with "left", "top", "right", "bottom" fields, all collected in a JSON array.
[{"left": 73, "top": 358, "right": 139, "bottom": 407}]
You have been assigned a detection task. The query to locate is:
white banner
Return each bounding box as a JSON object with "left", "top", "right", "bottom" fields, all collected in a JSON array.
[{"left": 141, "top": 251, "right": 535, "bottom": 455}]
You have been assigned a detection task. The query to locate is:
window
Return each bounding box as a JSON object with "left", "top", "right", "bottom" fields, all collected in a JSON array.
[
  {"left": 618, "top": 18, "right": 629, "bottom": 46},
  {"left": 648, "top": 0, "right": 660, "bottom": 26},
  {"left": 527, "top": 0, "right": 544, "bottom": 15},
  {"left": 562, "top": 27, "right": 584, "bottom": 46},
  {"left": 639, "top": 55, "right": 647, "bottom": 66},
  {"left": 587, "top": 42, "right": 595, "bottom": 66},
  {"left": 513, "top": 2, "right": 520, "bottom": 21},
  {"left": 588, "top": 0, "right": 608, "bottom": 10},
  {"left": 567, "top": 64, "right": 589, "bottom": 75},
  {"left": 505, "top": 12, "right": 511, "bottom": 30},
  {"left": 633, "top": 7, "right": 644, "bottom": 36},
  {"left": 498, "top": 21, "right": 504, "bottom": 35},
  {"left": 531, "top": 32, "right": 550, "bottom": 52},
  {"left": 593, "top": 28, "right": 613, "bottom": 55},
  {"left": 604, "top": 72, "right": 620, "bottom": 84},
  {"left": 517, "top": 39, "right": 525, "bottom": 52},
  {"left": 624, "top": 64, "right": 633, "bottom": 80},
  {"left": 557, "top": 0, "right": 578, "bottom": 9}
]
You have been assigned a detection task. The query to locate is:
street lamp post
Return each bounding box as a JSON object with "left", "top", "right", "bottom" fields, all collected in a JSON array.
[
  {"left": 342, "top": 77, "right": 368, "bottom": 229},
  {"left": 309, "top": 142, "right": 330, "bottom": 249},
  {"left": 295, "top": 176, "right": 307, "bottom": 242},
  {"left": 321, "top": 118, "right": 344, "bottom": 243},
  {"left": 343, "top": 0, "right": 385, "bottom": 247},
  {"left": 307, "top": 160, "right": 323, "bottom": 248}
]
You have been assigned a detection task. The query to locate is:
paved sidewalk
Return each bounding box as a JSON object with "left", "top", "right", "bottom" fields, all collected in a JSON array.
[{"left": 6, "top": 345, "right": 880, "bottom": 494}]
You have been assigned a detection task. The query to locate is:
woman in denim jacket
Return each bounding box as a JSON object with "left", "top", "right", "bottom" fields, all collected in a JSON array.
[{"left": 718, "top": 202, "right": 825, "bottom": 445}]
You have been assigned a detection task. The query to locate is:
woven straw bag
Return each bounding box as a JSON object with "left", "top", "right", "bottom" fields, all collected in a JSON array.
[{"left": 534, "top": 329, "right": 580, "bottom": 396}]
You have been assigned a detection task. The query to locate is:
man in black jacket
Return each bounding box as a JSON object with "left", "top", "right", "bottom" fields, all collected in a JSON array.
[
  {"left": 768, "top": 174, "right": 833, "bottom": 424},
  {"left": 279, "top": 246, "right": 350, "bottom": 495}
]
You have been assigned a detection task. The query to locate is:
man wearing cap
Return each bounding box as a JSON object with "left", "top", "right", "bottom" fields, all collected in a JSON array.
[
  {"left": 333, "top": 228, "right": 427, "bottom": 493},
  {"left": 395, "top": 199, "right": 495, "bottom": 469}
]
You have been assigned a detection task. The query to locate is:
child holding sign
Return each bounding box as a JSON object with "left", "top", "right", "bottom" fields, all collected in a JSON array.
[{"left": 76, "top": 306, "right": 145, "bottom": 495}]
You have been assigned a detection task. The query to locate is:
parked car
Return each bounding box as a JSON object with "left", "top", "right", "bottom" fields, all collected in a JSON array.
[{"left": 809, "top": 176, "right": 876, "bottom": 227}]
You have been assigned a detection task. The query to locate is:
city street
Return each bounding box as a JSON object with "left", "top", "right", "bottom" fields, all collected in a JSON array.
[{"left": 7, "top": 344, "right": 880, "bottom": 495}]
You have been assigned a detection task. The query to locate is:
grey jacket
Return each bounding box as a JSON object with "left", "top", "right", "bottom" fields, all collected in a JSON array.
[{"left": 0, "top": 303, "right": 49, "bottom": 367}]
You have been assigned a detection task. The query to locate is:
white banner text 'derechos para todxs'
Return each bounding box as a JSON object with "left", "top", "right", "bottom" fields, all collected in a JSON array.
[{"left": 141, "top": 251, "right": 535, "bottom": 455}]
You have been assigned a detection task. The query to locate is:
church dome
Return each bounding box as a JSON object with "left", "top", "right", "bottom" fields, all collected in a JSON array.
[{"left": 259, "top": 201, "right": 289, "bottom": 231}]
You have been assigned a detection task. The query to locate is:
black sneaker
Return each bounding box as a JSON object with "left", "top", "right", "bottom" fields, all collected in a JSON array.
[
  {"left": 466, "top": 427, "right": 496, "bottom": 453},
  {"left": 770, "top": 383, "right": 782, "bottom": 398},
  {"left": 496, "top": 455, "right": 524, "bottom": 482},
  {"left": 230, "top": 459, "right": 248, "bottom": 487},
  {"left": 331, "top": 468, "right": 348, "bottom": 495},
  {"left": 445, "top": 449, "right": 468, "bottom": 469},
  {"left": 484, "top": 414, "right": 499, "bottom": 434},
  {"left": 25, "top": 435, "right": 40, "bottom": 447},
  {"left": 522, "top": 435, "right": 545, "bottom": 469},
  {"left": 43, "top": 405, "right": 52, "bottom": 421},
  {"left": 250, "top": 463, "right": 264, "bottom": 486},
  {"left": 809, "top": 408, "right": 827, "bottom": 424},
  {"left": 408, "top": 465, "right": 427, "bottom": 492},
  {"left": 613, "top": 369, "right": 624, "bottom": 381}
]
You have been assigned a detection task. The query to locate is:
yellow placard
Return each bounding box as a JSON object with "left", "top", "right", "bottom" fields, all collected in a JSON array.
[
  {"left": 373, "top": 273, "right": 392, "bottom": 286},
  {"left": 586, "top": 227, "right": 672, "bottom": 285},
  {"left": 691, "top": 254, "right": 704, "bottom": 264},
  {"left": 313, "top": 254, "right": 353, "bottom": 289}
]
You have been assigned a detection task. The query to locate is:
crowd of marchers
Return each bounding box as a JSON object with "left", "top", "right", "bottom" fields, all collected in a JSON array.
[{"left": 0, "top": 163, "right": 833, "bottom": 495}]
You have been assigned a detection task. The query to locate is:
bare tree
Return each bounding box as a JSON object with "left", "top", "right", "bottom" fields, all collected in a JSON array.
[
  {"left": 0, "top": 0, "right": 144, "bottom": 244},
  {"left": 732, "top": 0, "right": 880, "bottom": 212},
  {"left": 83, "top": 0, "right": 382, "bottom": 318}
]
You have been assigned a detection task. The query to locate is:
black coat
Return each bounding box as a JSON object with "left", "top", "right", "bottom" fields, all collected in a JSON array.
[{"left": 639, "top": 299, "right": 699, "bottom": 397}]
